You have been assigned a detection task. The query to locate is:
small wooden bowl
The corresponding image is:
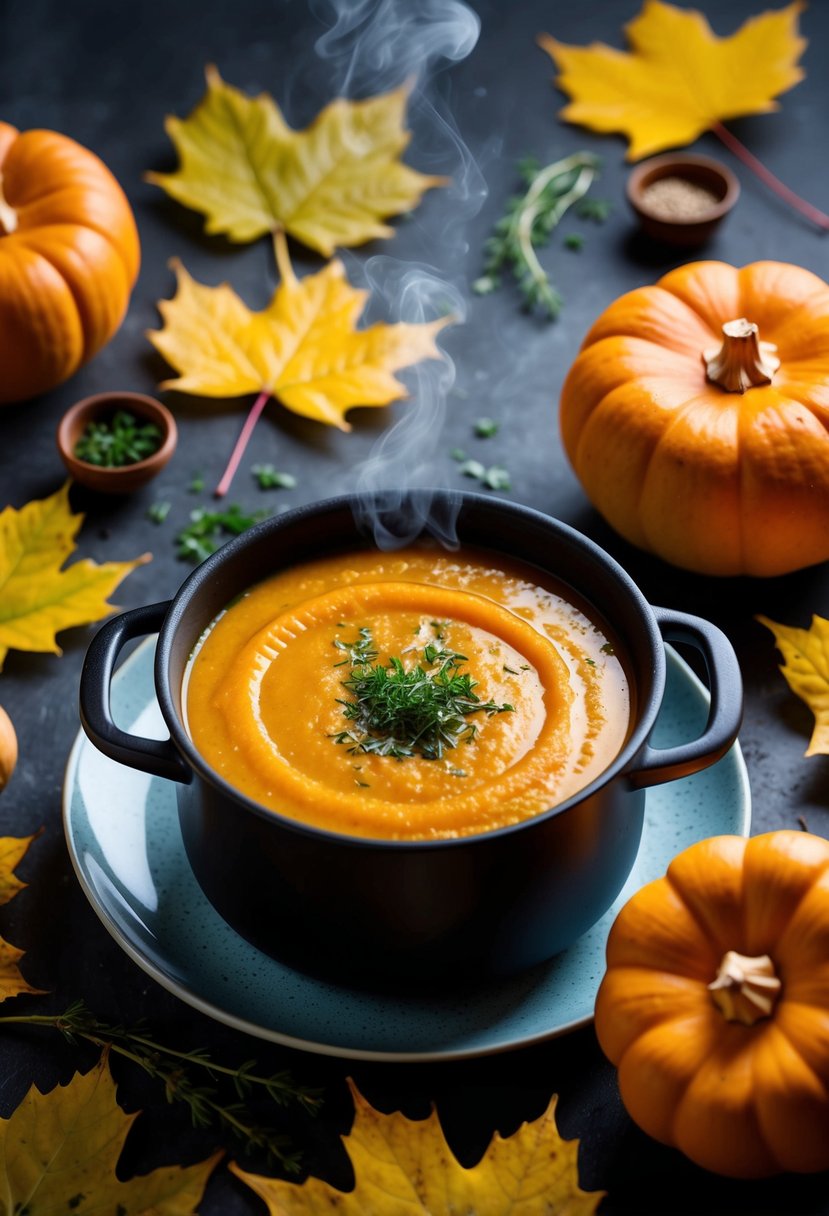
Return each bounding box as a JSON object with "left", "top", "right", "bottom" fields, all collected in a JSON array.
[
  {"left": 627, "top": 153, "right": 740, "bottom": 247},
  {"left": 57, "top": 392, "right": 177, "bottom": 494}
]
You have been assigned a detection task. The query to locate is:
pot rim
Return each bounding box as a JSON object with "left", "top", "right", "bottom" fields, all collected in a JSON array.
[{"left": 154, "top": 491, "right": 665, "bottom": 851}]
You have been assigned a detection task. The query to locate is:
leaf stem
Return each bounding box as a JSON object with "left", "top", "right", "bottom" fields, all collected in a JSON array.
[
  {"left": 273, "top": 227, "right": 296, "bottom": 285},
  {"left": 214, "top": 391, "right": 272, "bottom": 498},
  {"left": 711, "top": 121, "right": 829, "bottom": 231}
]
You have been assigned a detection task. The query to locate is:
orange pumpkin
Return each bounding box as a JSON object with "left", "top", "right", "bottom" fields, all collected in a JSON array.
[
  {"left": 560, "top": 261, "right": 829, "bottom": 577},
  {"left": 595, "top": 831, "right": 829, "bottom": 1178},
  {"left": 0, "top": 123, "right": 140, "bottom": 403}
]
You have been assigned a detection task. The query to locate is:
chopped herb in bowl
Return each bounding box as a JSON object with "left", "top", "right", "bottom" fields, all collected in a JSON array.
[{"left": 74, "top": 411, "right": 163, "bottom": 467}]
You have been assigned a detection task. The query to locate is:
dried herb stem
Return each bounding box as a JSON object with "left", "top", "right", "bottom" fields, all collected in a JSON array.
[
  {"left": 474, "top": 151, "right": 603, "bottom": 317},
  {"left": 0, "top": 1001, "right": 322, "bottom": 1170}
]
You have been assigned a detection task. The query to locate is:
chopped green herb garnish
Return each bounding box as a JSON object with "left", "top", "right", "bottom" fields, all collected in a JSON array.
[
  {"left": 576, "top": 198, "right": 612, "bottom": 222},
  {"left": 188, "top": 474, "right": 205, "bottom": 493},
  {"left": 330, "top": 629, "right": 513, "bottom": 761},
  {"left": 564, "top": 233, "right": 585, "bottom": 251},
  {"left": 450, "top": 447, "right": 467, "bottom": 462},
  {"left": 459, "top": 459, "right": 486, "bottom": 480},
  {"left": 600, "top": 642, "right": 616, "bottom": 655},
  {"left": 585, "top": 658, "right": 596, "bottom": 666},
  {"left": 147, "top": 501, "right": 171, "bottom": 525},
  {"left": 176, "top": 505, "right": 268, "bottom": 563},
  {"left": 332, "top": 626, "right": 377, "bottom": 668},
  {"left": 503, "top": 665, "right": 519, "bottom": 675},
  {"left": 474, "top": 417, "right": 499, "bottom": 438},
  {"left": 252, "top": 464, "right": 297, "bottom": 490},
  {"left": 74, "top": 411, "right": 162, "bottom": 468},
  {"left": 483, "top": 466, "right": 511, "bottom": 491}
]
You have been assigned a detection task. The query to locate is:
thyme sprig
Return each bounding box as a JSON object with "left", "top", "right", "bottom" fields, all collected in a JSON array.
[
  {"left": 331, "top": 629, "right": 513, "bottom": 760},
  {"left": 0, "top": 1000, "right": 322, "bottom": 1171},
  {"left": 473, "top": 151, "right": 604, "bottom": 318}
]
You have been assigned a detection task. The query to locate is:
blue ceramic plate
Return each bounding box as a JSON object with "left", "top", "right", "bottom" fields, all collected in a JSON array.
[{"left": 63, "top": 637, "right": 750, "bottom": 1062}]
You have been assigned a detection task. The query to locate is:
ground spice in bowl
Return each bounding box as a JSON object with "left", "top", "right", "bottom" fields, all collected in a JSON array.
[
  {"left": 626, "top": 153, "right": 739, "bottom": 247},
  {"left": 639, "top": 175, "right": 721, "bottom": 222}
]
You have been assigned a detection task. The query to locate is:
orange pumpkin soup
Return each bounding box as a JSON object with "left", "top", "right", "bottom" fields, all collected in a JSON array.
[{"left": 183, "top": 547, "right": 631, "bottom": 840}]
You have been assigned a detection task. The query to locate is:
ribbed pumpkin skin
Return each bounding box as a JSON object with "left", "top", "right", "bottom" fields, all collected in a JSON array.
[
  {"left": 595, "top": 832, "right": 829, "bottom": 1178},
  {"left": 0, "top": 122, "right": 140, "bottom": 403},
  {"left": 560, "top": 261, "right": 829, "bottom": 577}
]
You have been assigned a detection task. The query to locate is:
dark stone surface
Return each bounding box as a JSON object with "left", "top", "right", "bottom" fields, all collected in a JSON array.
[{"left": 1, "top": 0, "right": 828, "bottom": 1210}]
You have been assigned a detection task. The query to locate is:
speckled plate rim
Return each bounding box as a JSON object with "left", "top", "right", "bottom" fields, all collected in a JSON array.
[{"left": 63, "top": 636, "right": 751, "bottom": 1063}]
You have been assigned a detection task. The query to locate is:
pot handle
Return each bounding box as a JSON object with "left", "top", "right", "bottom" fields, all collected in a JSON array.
[
  {"left": 79, "top": 602, "right": 191, "bottom": 784},
  {"left": 626, "top": 606, "right": 742, "bottom": 790}
]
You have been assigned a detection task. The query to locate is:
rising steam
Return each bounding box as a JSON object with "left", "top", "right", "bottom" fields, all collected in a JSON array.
[{"left": 311, "top": 0, "right": 486, "bottom": 548}]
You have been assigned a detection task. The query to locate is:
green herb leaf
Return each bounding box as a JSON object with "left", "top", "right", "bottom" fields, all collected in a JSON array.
[
  {"left": 252, "top": 464, "right": 298, "bottom": 490},
  {"left": 147, "top": 501, "right": 171, "bottom": 525},
  {"left": 564, "top": 232, "right": 585, "bottom": 250},
  {"left": 188, "top": 473, "right": 206, "bottom": 493},
  {"left": 331, "top": 628, "right": 513, "bottom": 761},
  {"left": 474, "top": 417, "right": 499, "bottom": 438},
  {"left": 483, "top": 466, "right": 511, "bottom": 491},
  {"left": 459, "top": 459, "right": 486, "bottom": 480},
  {"left": 176, "top": 505, "right": 268, "bottom": 563},
  {"left": 450, "top": 447, "right": 467, "bottom": 462},
  {"left": 74, "top": 411, "right": 162, "bottom": 468},
  {"left": 576, "top": 198, "right": 612, "bottom": 222}
]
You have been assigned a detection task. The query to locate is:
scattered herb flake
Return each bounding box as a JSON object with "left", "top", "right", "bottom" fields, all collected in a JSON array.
[
  {"left": 474, "top": 417, "right": 499, "bottom": 438},
  {"left": 503, "top": 665, "right": 519, "bottom": 675},
  {"left": 459, "top": 459, "right": 486, "bottom": 480},
  {"left": 576, "top": 198, "right": 612, "bottom": 222},
  {"left": 600, "top": 642, "right": 616, "bottom": 655},
  {"left": 450, "top": 447, "right": 467, "bottom": 462},
  {"left": 188, "top": 473, "right": 205, "bottom": 493},
  {"left": 176, "top": 505, "right": 269, "bottom": 563},
  {"left": 483, "top": 466, "right": 511, "bottom": 491},
  {"left": 564, "top": 233, "right": 585, "bottom": 250},
  {"left": 252, "top": 464, "right": 298, "bottom": 490},
  {"left": 146, "top": 501, "right": 171, "bottom": 525}
]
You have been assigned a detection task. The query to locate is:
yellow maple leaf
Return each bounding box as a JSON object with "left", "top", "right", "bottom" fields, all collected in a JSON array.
[
  {"left": 0, "top": 835, "right": 43, "bottom": 1002},
  {"left": 0, "top": 1051, "right": 220, "bottom": 1213},
  {"left": 230, "top": 1080, "right": 603, "bottom": 1215},
  {"left": 147, "top": 66, "right": 444, "bottom": 256},
  {"left": 538, "top": 0, "right": 806, "bottom": 161},
  {"left": 0, "top": 482, "right": 149, "bottom": 670},
  {"left": 758, "top": 614, "right": 829, "bottom": 756},
  {"left": 148, "top": 255, "right": 449, "bottom": 431}
]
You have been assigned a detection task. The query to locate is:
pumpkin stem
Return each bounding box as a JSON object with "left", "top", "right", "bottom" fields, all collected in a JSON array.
[
  {"left": 709, "top": 950, "right": 782, "bottom": 1026},
  {"left": 703, "top": 319, "right": 780, "bottom": 394},
  {"left": 0, "top": 173, "right": 17, "bottom": 236}
]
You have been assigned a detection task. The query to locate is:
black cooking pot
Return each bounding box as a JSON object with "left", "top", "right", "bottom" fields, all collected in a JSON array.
[{"left": 79, "top": 494, "right": 742, "bottom": 985}]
